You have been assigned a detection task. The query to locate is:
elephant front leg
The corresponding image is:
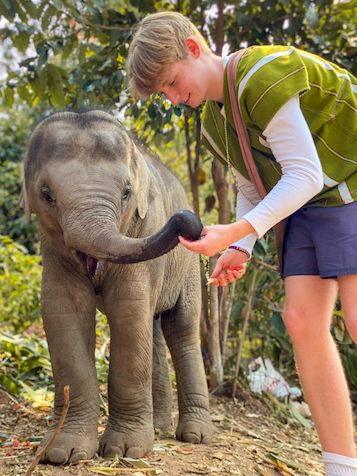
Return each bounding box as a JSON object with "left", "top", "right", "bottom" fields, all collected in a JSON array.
[
  {"left": 99, "top": 290, "right": 155, "bottom": 459},
  {"left": 161, "top": 292, "right": 213, "bottom": 445},
  {"left": 39, "top": 253, "right": 99, "bottom": 464}
]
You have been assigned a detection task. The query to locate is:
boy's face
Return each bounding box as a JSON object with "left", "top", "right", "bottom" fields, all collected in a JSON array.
[{"left": 158, "top": 40, "right": 208, "bottom": 108}]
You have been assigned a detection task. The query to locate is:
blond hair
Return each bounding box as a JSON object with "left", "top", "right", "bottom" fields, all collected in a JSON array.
[{"left": 127, "top": 12, "right": 211, "bottom": 99}]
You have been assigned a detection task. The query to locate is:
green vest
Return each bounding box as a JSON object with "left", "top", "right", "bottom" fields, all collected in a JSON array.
[{"left": 202, "top": 45, "right": 357, "bottom": 207}]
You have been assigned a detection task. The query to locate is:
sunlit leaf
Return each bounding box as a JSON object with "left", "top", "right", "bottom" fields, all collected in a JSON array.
[
  {"left": 4, "top": 87, "right": 14, "bottom": 108},
  {"left": 270, "top": 314, "right": 286, "bottom": 337},
  {"left": 2, "top": 0, "right": 16, "bottom": 20},
  {"left": 289, "top": 401, "right": 312, "bottom": 429},
  {"left": 17, "top": 0, "right": 37, "bottom": 18},
  {"left": 0, "top": 374, "right": 21, "bottom": 395},
  {"left": 41, "top": 4, "right": 56, "bottom": 31},
  {"left": 49, "top": 88, "right": 66, "bottom": 109}
]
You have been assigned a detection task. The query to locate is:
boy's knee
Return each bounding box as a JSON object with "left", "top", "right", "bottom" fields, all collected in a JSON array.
[{"left": 282, "top": 305, "right": 313, "bottom": 342}]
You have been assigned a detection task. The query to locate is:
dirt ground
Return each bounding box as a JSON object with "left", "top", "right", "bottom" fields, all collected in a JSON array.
[{"left": 0, "top": 381, "right": 333, "bottom": 476}]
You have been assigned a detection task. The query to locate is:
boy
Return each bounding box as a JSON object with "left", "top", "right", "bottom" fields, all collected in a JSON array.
[{"left": 127, "top": 11, "right": 357, "bottom": 476}]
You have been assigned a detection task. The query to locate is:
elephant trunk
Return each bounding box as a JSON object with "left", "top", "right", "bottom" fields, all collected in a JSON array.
[{"left": 64, "top": 210, "right": 203, "bottom": 264}]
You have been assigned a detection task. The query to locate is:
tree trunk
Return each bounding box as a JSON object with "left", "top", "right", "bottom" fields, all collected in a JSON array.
[
  {"left": 219, "top": 286, "right": 229, "bottom": 350},
  {"left": 205, "top": 0, "right": 230, "bottom": 395},
  {"left": 221, "top": 282, "right": 235, "bottom": 369},
  {"left": 208, "top": 254, "right": 223, "bottom": 392},
  {"left": 200, "top": 260, "right": 210, "bottom": 370},
  {"left": 185, "top": 113, "right": 200, "bottom": 217},
  {"left": 215, "top": 0, "right": 225, "bottom": 56},
  {"left": 232, "top": 267, "right": 259, "bottom": 399},
  {"left": 212, "top": 159, "right": 229, "bottom": 225}
]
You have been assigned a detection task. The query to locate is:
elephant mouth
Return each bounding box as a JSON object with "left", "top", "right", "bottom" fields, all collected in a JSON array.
[
  {"left": 86, "top": 256, "right": 99, "bottom": 280},
  {"left": 76, "top": 252, "right": 100, "bottom": 280}
]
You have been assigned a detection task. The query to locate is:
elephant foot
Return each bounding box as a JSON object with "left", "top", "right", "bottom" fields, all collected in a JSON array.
[
  {"left": 176, "top": 414, "right": 213, "bottom": 445},
  {"left": 38, "top": 428, "right": 98, "bottom": 464},
  {"left": 154, "top": 410, "right": 172, "bottom": 431},
  {"left": 98, "top": 424, "right": 154, "bottom": 459}
]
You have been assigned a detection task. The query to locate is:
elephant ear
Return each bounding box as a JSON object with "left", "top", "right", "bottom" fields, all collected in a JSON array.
[
  {"left": 136, "top": 152, "right": 158, "bottom": 220},
  {"left": 19, "top": 178, "right": 32, "bottom": 223}
]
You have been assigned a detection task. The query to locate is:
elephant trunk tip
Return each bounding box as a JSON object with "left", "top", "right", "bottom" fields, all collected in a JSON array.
[
  {"left": 169, "top": 210, "right": 203, "bottom": 241},
  {"left": 116, "top": 210, "right": 203, "bottom": 265}
]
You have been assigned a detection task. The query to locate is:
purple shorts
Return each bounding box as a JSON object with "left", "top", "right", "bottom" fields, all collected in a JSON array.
[{"left": 283, "top": 202, "right": 357, "bottom": 279}]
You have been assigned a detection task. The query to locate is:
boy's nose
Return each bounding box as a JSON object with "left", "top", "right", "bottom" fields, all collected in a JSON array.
[{"left": 164, "top": 91, "right": 179, "bottom": 106}]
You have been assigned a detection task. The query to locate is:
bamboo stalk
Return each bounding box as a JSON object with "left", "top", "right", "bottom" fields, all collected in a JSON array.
[{"left": 232, "top": 267, "right": 259, "bottom": 399}]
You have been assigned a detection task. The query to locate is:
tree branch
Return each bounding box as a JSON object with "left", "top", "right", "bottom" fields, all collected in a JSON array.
[
  {"left": 232, "top": 267, "right": 259, "bottom": 399},
  {"left": 251, "top": 257, "right": 278, "bottom": 272},
  {"left": 228, "top": 13, "right": 305, "bottom": 43},
  {"left": 25, "top": 386, "right": 70, "bottom": 476}
]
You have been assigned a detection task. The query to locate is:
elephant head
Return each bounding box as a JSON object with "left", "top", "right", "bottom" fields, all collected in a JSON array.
[{"left": 21, "top": 110, "right": 202, "bottom": 265}]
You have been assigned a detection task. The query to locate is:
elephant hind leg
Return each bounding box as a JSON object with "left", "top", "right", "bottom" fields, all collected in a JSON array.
[
  {"left": 161, "top": 283, "right": 213, "bottom": 445},
  {"left": 153, "top": 314, "right": 172, "bottom": 431}
]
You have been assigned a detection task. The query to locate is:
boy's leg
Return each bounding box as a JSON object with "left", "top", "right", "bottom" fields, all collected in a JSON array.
[{"left": 284, "top": 275, "right": 356, "bottom": 457}]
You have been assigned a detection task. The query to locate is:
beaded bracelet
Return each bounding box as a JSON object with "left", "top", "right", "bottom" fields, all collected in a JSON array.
[{"left": 228, "top": 246, "right": 251, "bottom": 260}]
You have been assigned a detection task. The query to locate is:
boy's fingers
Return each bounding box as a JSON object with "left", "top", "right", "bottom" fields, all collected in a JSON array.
[
  {"left": 178, "top": 235, "right": 201, "bottom": 251},
  {"left": 210, "top": 262, "right": 225, "bottom": 279},
  {"left": 226, "top": 270, "right": 236, "bottom": 283}
]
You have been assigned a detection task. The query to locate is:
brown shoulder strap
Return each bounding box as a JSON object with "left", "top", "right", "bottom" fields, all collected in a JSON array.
[
  {"left": 227, "top": 51, "right": 267, "bottom": 200},
  {"left": 227, "top": 50, "right": 287, "bottom": 277}
]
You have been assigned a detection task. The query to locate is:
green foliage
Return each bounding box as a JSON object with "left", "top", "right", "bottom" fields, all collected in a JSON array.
[
  {"left": 0, "top": 312, "right": 110, "bottom": 412},
  {"left": 1, "top": 0, "right": 356, "bottom": 144},
  {"left": 0, "top": 331, "right": 52, "bottom": 400},
  {"left": 0, "top": 107, "right": 39, "bottom": 251},
  {"left": 225, "top": 0, "right": 357, "bottom": 77},
  {"left": 332, "top": 307, "right": 357, "bottom": 389},
  {"left": 227, "top": 233, "right": 293, "bottom": 377},
  {"left": 0, "top": 236, "right": 42, "bottom": 332},
  {"left": 343, "top": 349, "right": 357, "bottom": 389},
  {"left": 0, "top": 316, "right": 110, "bottom": 406},
  {"left": 1, "top": 0, "right": 139, "bottom": 109}
]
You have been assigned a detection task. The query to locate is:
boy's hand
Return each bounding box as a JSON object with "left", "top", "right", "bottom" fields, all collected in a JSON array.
[
  {"left": 179, "top": 219, "right": 255, "bottom": 257},
  {"left": 207, "top": 249, "right": 248, "bottom": 287}
]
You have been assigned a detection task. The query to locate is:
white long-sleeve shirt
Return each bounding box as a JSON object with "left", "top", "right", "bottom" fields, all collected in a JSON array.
[{"left": 230, "top": 94, "right": 324, "bottom": 254}]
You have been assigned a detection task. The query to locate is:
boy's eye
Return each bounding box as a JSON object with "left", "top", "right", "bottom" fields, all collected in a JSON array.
[{"left": 169, "top": 78, "right": 176, "bottom": 86}]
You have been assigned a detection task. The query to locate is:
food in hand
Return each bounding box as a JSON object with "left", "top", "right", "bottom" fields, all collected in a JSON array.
[{"left": 207, "top": 264, "right": 246, "bottom": 284}]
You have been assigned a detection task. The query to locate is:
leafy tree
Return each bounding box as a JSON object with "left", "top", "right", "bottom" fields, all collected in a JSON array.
[
  {"left": 0, "top": 107, "right": 40, "bottom": 251},
  {"left": 0, "top": 236, "right": 42, "bottom": 332}
]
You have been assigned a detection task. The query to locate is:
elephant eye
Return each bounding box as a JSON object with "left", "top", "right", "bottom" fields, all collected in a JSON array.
[
  {"left": 123, "top": 188, "right": 131, "bottom": 200},
  {"left": 41, "top": 187, "right": 55, "bottom": 205}
]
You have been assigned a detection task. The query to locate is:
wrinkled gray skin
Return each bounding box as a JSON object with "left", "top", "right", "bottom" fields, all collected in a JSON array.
[{"left": 22, "top": 110, "right": 212, "bottom": 464}]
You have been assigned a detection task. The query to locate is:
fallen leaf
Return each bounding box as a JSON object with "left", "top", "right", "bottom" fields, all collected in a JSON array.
[
  {"left": 254, "top": 466, "right": 270, "bottom": 476},
  {"left": 289, "top": 401, "right": 312, "bottom": 429},
  {"left": 91, "top": 468, "right": 156, "bottom": 475},
  {"left": 277, "top": 460, "right": 296, "bottom": 475},
  {"left": 212, "top": 452, "right": 224, "bottom": 461},
  {"left": 176, "top": 448, "right": 193, "bottom": 454},
  {"left": 211, "top": 414, "right": 225, "bottom": 422}
]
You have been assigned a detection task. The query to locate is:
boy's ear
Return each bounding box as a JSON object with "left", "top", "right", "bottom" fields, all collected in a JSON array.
[{"left": 186, "top": 38, "right": 201, "bottom": 58}]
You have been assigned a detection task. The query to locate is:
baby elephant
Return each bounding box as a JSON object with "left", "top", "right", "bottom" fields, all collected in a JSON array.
[{"left": 21, "top": 110, "right": 212, "bottom": 464}]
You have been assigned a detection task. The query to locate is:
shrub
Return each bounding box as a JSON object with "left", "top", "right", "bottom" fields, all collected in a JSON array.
[{"left": 0, "top": 236, "right": 42, "bottom": 332}]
